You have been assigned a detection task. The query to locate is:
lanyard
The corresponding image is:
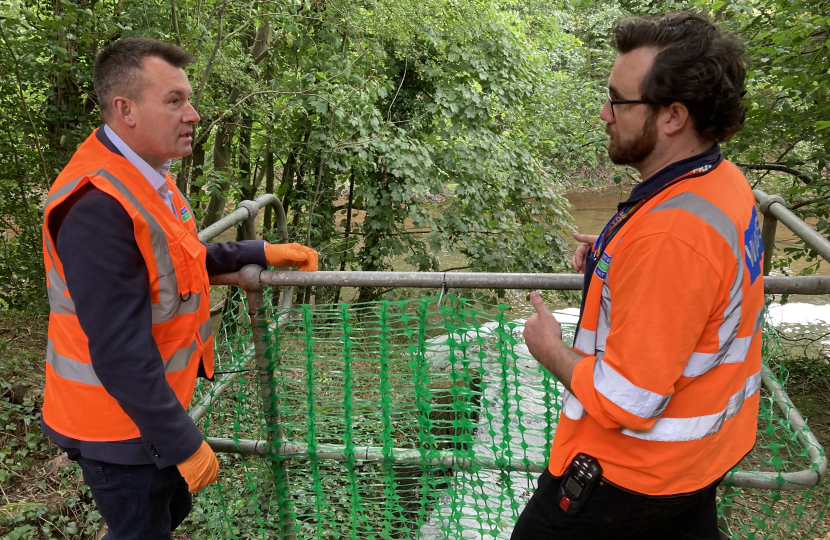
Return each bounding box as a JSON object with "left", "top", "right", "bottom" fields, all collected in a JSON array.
[{"left": 589, "top": 162, "right": 717, "bottom": 261}]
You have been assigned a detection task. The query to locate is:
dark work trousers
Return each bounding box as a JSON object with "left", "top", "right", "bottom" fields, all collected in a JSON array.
[
  {"left": 511, "top": 469, "right": 721, "bottom": 540},
  {"left": 77, "top": 457, "right": 192, "bottom": 540}
]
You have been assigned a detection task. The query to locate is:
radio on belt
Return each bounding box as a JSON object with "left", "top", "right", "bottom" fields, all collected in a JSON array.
[{"left": 556, "top": 453, "right": 603, "bottom": 515}]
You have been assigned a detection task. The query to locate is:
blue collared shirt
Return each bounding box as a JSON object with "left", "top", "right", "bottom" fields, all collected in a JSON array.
[{"left": 103, "top": 124, "right": 176, "bottom": 215}]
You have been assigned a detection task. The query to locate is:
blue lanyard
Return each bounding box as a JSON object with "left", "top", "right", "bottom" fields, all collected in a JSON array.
[{"left": 590, "top": 202, "right": 639, "bottom": 260}]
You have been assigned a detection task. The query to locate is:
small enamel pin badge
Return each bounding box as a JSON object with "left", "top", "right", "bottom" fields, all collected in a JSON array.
[{"left": 595, "top": 252, "right": 612, "bottom": 279}]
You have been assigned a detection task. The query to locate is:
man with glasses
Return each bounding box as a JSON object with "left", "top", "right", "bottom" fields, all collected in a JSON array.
[{"left": 514, "top": 13, "right": 764, "bottom": 540}]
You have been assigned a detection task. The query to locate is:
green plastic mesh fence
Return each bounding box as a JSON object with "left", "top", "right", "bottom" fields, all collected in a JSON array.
[{"left": 190, "top": 289, "right": 828, "bottom": 539}]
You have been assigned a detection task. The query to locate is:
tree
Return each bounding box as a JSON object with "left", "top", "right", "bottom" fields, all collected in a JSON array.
[{"left": 1, "top": 0, "right": 610, "bottom": 309}]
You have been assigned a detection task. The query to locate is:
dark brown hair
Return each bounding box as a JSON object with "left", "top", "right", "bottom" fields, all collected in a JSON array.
[
  {"left": 93, "top": 38, "right": 194, "bottom": 118},
  {"left": 612, "top": 12, "right": 746, "bottom": 143}
]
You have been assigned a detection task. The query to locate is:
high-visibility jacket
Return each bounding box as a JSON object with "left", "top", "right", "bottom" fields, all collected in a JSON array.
[
  {"left": 41, "top": 128, "right": 214, "bottom": 442},
  {"left": 550, "top": 160, "right": 765, "bottom": 495}
]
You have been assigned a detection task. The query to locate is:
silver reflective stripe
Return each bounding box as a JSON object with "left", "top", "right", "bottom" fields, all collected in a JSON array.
[
  {"left": 44, "top": 173, "right": 93, "bottom": 315},
  {"left": 683, "top": 306, "right": 765, "bottom": 377},
  {"left": 46, "top": 339, "right": 101, "bottom": 386},
  {"left": 48, "top": 337, "right": 199, "bottom": 383},
  {"left": 561, "top": 389, "right": 586, "bottom": 420},
  {"left": 94, "top": 170, "right": 198, "bottom": 324},
  {"left": 620, "top": 371, "right": 761, "bottom": 442},
  {"left": 47, "top": 268, "right": 76, "bottom": 315},
  {"left": 573, "top": 327, "right": 596, "bottom": 354},
  {"left": 650, "top": 192, "right": 745, "bottom": 378},
  {"left": 44, "top": 240, "right": 76, "bottom": 315},
  {"left": 199, "top": 318, "right": 213, "bottom": 344},
  {"left": 595, "top": 280, "right": 612, "bottom": 351},
  {"left": 165, "top": 340, "right": 198, "bottom": 374},
  {"left": 593, "top": 358, "right": 671, "bottom": 419},
  {"left": 153, "top": 291, "right": 201, "bottom": 325},
  {"left": 44, "top": 175, "right": 85, "bottom": 210}
]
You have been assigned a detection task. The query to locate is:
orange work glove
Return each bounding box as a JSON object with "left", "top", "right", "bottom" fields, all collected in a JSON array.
[
  {"left": 176, "top": 440, "right": 219, "bottom": 494},
  {"left": 265, "top": 242, "right": 318, "bottom": 271}
]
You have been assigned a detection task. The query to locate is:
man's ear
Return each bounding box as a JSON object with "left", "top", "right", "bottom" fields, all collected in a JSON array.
[
  {"left": 111, "top": 96, "right": 136, "bottom": 128},
  {"left": 662, "top": 102, "right": 692, "bottom": 136}
]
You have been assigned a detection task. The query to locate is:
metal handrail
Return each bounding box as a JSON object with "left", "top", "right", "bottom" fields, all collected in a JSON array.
[
  {"left": 209, "top": 269, "right": 830, "bottom": 295},
  {"left": 754, "top": 189, "right": 830, "bottom": 275},
  {"left": 722, "top": 364, "right": 826, "bottom": 490},
  {"left": 197, "top": 190, "right": 830, "bottom": 500},
  {"left": 198, "top": 193, "right": 288, "bottom": 243},
  {"left": 191, "top": 195, "right": 293, "bottom": 424}
]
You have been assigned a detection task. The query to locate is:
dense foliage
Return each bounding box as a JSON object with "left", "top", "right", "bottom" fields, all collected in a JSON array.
[
  {"left": 0, "top": 0, "right": 613, "bottom": 309},
  {"left": 0, "top": 0, "right": 827, "bottom": 309}
]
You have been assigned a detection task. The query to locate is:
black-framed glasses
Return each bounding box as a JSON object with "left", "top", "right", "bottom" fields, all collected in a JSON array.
[{"left": 606, "top": 89, "right": 655, "bottom": 118}]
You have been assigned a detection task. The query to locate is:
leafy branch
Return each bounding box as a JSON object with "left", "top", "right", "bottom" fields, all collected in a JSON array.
[
  {"left": 736, "top": 162, "right": 814, "bottom": 185},
  {"left": 0, "top": 21, "right": 49, "bottom": 190}
]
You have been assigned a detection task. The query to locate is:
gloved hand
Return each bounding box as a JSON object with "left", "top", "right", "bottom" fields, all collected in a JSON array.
[
  {"left": 176, "top": 440, "right": 219, "bottom": 494},
  {"left": 265, "top": 242, "right": 318, "bottom": 271}
]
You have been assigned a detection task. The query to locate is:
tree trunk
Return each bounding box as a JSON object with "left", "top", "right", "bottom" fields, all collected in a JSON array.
[
  {"left": 357, "top": 170, "right": 384, "bottom": 303},
  {"left": 188, "top": 137, "right": 207, "bottom": 204},
  {"left": 280, "top": 148, "right": 298, "bottom": 212},
  {"left": 238, "top": 114, "right": 253, "bottom": 200},
  {"left": 332, "top": 168, "right": 355, "bottom": 305},
  {"left": 197, "top": 22, "right": 270, "bottom": 228},
  {"left": 201, "top": 121, "right": 233, "bottom": 228},
  {"left": 46, "top": 0, "right": 84, "bottom": 163},
  {"left": 177, "top": 154, "right": 191, "bottom": 194},
  {"left": 264, "top": 142, "right": 274, "bottom": 234}
]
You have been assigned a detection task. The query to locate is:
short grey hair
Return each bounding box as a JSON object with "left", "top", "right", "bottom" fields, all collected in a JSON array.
[{"left": 93, "top": 37, "right": 194, "bottom": 118}]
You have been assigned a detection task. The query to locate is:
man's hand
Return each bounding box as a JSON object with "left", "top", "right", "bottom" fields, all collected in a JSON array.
[
  {"left": 265, "top": 243, "right": 319, "bottom": 271},
  {"left": 176, "top": 440, "right": 219, "bottom": 494},
  {"left": 522, "top": 292, "right": 583, "bottom": 391},
  {"left": 523, "top": 292, "right": 564, "bottom": 359},
  {"left": 571, "top": 233, "right": 599, "bottom": 274}
]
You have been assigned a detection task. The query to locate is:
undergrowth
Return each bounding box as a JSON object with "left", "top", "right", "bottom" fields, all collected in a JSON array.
[{"left": 0, "top": 311, "right": 102, "bottom": 540}]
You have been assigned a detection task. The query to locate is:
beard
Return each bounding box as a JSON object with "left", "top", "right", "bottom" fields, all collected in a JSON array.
[{"left": 607, "top": 110, "right": 658, "bottom": 166}]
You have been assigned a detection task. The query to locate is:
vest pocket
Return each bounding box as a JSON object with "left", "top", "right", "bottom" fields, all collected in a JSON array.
[{"left": 168, "top": 231, "right": 208, "bottom": 298}]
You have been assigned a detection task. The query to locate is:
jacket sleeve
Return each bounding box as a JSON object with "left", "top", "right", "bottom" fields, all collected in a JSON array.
[
  {"left": 569, "top": 232, "right": 721, "bottom": 431},
  {"left": 203, "top": 240, "right": 267, "bottom": 275},
  {"left": 56, "top": 188, "right": 204, "bottom": 469}
]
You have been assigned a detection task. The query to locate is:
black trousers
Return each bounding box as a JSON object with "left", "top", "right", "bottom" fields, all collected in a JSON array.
[
  {"left": 77, "top": 457, "right": 192, "bottom": 540},
  {"left": 511, "top": 469, "right": 721, "bottom": 540}
]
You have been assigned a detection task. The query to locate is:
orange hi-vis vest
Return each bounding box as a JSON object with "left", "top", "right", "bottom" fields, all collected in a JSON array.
[
  {"left": 41, "top": 129, "right": 214, "bottom": 442},
  {"left": 550, "top": 160, "right": 765, "bottom": 495}
]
